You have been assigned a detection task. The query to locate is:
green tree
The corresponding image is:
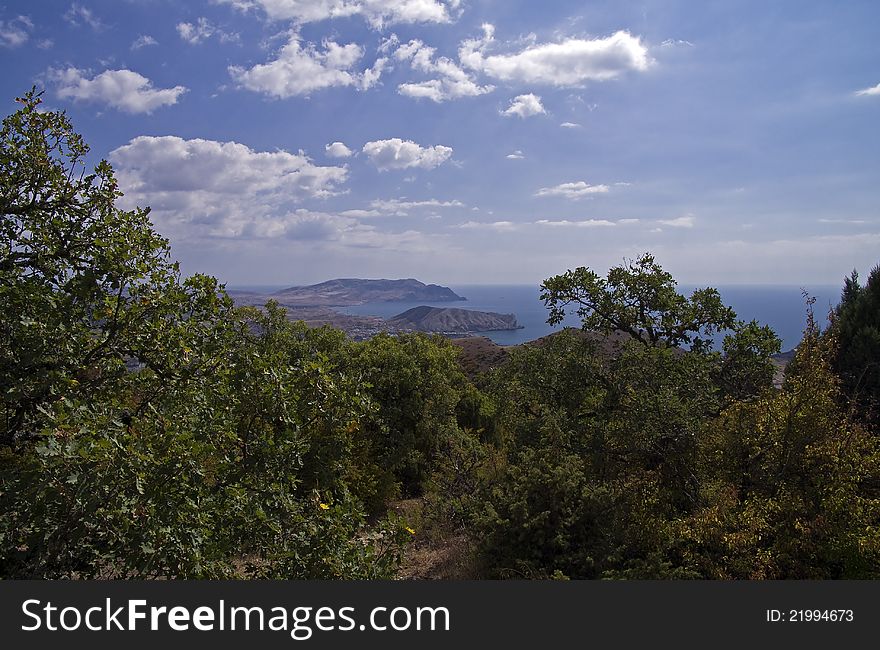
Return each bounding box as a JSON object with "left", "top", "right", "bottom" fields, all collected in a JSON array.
[
  {"left": 472, "top": 256, "right": 801, "bottom": 579},
  {"left": 0, "top": 91, "right": 407, "bottom": 578},
  {"left": 0, "top": 89, "right": 229, "bottom": 447},
  {"left": 682, "top": 318, "right": 880, "bottom": 578},
  {"left": 541, "top": 252, "right": 736, "bottom": 350},
  {"left": 831, "top": 265, "right": 880, "bottom": 422},
  {"left": 719, "top": 320, "right": 782, "bottom": 402}
]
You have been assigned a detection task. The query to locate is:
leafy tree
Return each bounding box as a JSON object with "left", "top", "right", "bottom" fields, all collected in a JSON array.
[
  {"left": 541, "top": 252, "right": 736, "bottom": 350},
  {"left": 0, "top": 91, "right": 407, "bottom": 579},
  {"left": 831, "top": 265, "right": 880, "bottom": 422},
  {"left": 719, "top": 320, "right": 782, "bottom": 402},
  {"left": 682, "top": 318, "right": 880, "bottom": 578},
  {"left": 0, "top": 89, "right": 229, "bottom": 447}
]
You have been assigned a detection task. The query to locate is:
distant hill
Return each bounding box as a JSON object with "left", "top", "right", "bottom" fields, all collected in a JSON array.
[
  {"left": 451, "top": 336, "right": 511, "bottom": 378},
  {"left": 387, "top": 306, "right": 521, "bottom": 333},
  {"left": 271, "top": 278, "right": 466, "bottom": 307}
]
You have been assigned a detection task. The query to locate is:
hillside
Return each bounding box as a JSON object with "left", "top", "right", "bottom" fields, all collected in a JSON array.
[
  {"left": 451, "top": 336, "right": 511, "bottom": 378},
  {"left": 271, "top": 278, "right": 466, "bottom": 306},
  {"left": 387, "top": 306, "right": 521, "bottom": 333}
]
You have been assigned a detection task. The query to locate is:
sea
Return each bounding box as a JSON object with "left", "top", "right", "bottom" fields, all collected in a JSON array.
[
  {"left": 228, "top": 284, "right": 843, "bottom": 352},
  {"left": 339, "top": 284, "right": 842, "bottom": 352}
]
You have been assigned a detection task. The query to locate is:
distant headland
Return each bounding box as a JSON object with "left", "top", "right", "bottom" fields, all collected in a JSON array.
[
  {"left": 271, "top": 278, "right": 466, "bottom": 306},
  {"left": 227, "top": 278, "right": 523, "bottom": 339}
]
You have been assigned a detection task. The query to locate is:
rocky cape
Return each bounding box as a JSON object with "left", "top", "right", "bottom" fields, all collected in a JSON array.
[{"left": 387, "top": 306, "right": 522, "bottom": 334}]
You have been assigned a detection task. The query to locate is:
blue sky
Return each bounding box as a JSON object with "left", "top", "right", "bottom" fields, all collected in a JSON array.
[{"left": 1, "top": 0, "right": 878, "bottom": 286}]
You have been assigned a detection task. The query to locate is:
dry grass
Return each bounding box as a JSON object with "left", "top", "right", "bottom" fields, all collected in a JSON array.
[{"left": 389, "top": 498, "right": 480, "bottom": 580}]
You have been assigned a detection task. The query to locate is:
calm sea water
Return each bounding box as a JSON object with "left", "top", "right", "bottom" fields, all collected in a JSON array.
[
  {"left": 338, "top": 284, "right": 842, "bottom": 351},
  {"left": 228, "top": 284, "right": 842, "bottom": 351}
]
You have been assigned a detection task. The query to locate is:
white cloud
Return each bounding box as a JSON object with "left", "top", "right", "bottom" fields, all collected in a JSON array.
[
  {"left": 502, "top": 93, "right": 545, "bottom": 118},
  {"left": 216, "top": 0, "right": 461, "bottom": 29},
  {"left": 536, "top": 219, "right": 616, "bottom": 227},
  {"left": 658, "top": 215, "right": 695, "bottom": 228},
  {"left": 361, "top": 56, "right": 389, "bottom": 89},
  {"left": 560, "top": 121, "right": 581, "bottom": 128},
  {"left": 362, "top": 138, "right": 453, "bottom": 171},
  {"left": 369, "top": 198, "right": 463, "bottom": 214},
  {"left": 48, "top": 67, "right": 187, "bottom": 114},
  {"left": 460, "top": 25, "right": 650, "bottom": 87},
  {"left": 0, "top": 15, "right": 32, "bottom": 47},
  {"left": 457, "top": 220, "right": 518, "bottom": 230},
  {"left": 390, "top": 37, "right": 493, "bottom": 102},
  {"left": 818, "top": 218, "right": 868, "bottom": 225},
  {"left": 109, "top": 136, "right": 430, "bottom": 251},
  {"left": 177, "top": 18, "right": 238, "bottom": 45},
  {"left": 339, "top": 209, "right": 381, "bottom": 218},
  {"left": 661, "top": 38, "right": 694, "bottom": 47},
  {"left": 110, "top": 136, "right": 349, "bottom": 240},
  {"left": 229, "top": 35, "right": 382, "bottom": 97},
  {"left": 506, "top": 150, "right": 525, "bottom": 160},
  {"left": 64, "top": 4, "right": 104, "bottom": 31},
  {"left": 131, "top": 35, "right": 158, "bottom": 50},
  {"left": 325, "top": 141, "right": 353, "bottom": 158},
  {"left": 855, "top": 82, "right": 880, "bottom": 97},
  {"left": 535, "top": 181, "right": 610, "bottom": 199}
]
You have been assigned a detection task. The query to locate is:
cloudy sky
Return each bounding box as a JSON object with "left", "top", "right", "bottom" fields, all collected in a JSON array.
[{"left": 2, "top": 0, "right": 878, "bottom": 285}]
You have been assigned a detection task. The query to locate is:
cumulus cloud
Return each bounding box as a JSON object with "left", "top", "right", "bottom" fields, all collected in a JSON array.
[
  {"left": 658, "top": 215, "right": 696, "bottom": 228},
  {"left": 177, "top": 18, "right": 238, "bottom": 44},
  {"left": 506, "top": 150, "right": 525, "bottom": 160},
  {"left": 229, "top": 35, "right": 384, "bottom": 97},
  {"left": 325, "top": 141, "right": 353, "bottom": 158},
  {"left": 535, "top": 181, "right": 610, "bottom": 199},
  {"left": 362, "top": 138, "right": 453, "bottom": 171},
  {"left": 535, "top": 219, "right": 616, "bottom": 227},
  {"left": 388, "top": 36, "right": 493, "bottom": 102},
  {"left": 109, "top": 136, "right": 429, "bottom": 251},
  {"left": 216, "top": 0, "right": 461, "bottom": 29},
  {"left": 109, "top": 136, "right": 349, "bottom": 239},
  {"left": 855, "top": 82, "right": 880, "bottom": 97},
  {"left": 560, "top": 121, "right": 581, "bottom": 128},
  {"left": 131, "top": 34, "right": 158, "bottom": 50},
  {"left": 502, "top": 93, "right": 545, "bottom": 118},
  {"left": 0, "top": 15, "right": 32, "bottom": 47},
  {"left": 48, "top": 67, "right": 187, "bottom": 114},
  {"left": 460, "top": 24, "right": 650, "bottom": 87},
  {"left": 361, "top": 56, "right": 389, "bottom": 89}
]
